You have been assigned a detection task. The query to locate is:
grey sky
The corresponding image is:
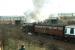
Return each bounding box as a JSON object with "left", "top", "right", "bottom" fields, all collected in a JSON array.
[{"left": 0, "top": 0, "right": 75, "bottom": 19}]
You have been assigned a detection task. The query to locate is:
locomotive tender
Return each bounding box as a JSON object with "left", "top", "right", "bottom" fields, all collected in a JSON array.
[{"left": 22, "top": 23, "right": 75, "bottom": 40}]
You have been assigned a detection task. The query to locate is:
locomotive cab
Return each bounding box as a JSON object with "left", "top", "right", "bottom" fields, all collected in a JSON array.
[{"left": 64, "top": 25, "right": 75, "bottom": 38}]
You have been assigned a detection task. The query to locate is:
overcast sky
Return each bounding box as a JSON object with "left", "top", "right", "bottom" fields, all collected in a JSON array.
[
  {"left": 0, "top": 0, "right": 75, "bottom": 16},
  {"left": 0, "top": 0, "right": 34, "bottom": 16}
]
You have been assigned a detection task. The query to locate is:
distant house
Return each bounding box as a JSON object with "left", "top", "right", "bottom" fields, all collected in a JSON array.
[
  {"left": 41, "top": 17, "right": 64, "bottom": 26},
  {"left": 59, "top": 13, "right": 75, "bottom": 25},
  {"left": 0, "top": 16, "right": 24, "bottom": 24}
]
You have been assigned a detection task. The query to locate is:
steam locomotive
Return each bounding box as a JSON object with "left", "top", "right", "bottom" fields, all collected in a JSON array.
[{"left": 22, "top": 23, "right": 75, "bottom": 40}]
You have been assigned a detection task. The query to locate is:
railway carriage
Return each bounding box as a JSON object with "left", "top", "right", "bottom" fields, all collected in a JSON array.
[
  {"left": 33, "top": 25, "right": 64, "bottom": 36},
  {"left": 64, "top": 25, "right": 75, "bottom": 38}
]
